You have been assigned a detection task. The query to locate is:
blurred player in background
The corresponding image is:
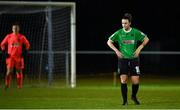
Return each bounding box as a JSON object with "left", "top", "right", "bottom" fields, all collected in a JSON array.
[
  {"left": 107, "top": 13, "right": 149, "bottom": 105},
  {"left": 1, "top": 23, "right": 30, "bottom": 89}
]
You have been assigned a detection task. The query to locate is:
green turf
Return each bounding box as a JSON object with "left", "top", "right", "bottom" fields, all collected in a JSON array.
[{"left": 0, "top": 75, "right": 180, "bottom": 109}]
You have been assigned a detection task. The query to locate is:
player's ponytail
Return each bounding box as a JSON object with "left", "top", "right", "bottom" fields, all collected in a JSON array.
[{"left": 122, "top": 13, "right": 132, "bottom": 23}]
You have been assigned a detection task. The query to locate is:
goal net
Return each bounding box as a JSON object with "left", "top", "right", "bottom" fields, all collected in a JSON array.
[{"left": 0, "top": 1, "right": 76, "bottom": 88}]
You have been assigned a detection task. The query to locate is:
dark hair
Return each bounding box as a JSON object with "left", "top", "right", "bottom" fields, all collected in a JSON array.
[{"left": 122, "top": 13, "right": 132, "bottom": 23}]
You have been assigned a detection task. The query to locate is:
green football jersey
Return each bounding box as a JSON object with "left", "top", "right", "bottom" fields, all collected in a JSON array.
[{"left": 109, "top": 28, "right": 146, "bottom": 59}]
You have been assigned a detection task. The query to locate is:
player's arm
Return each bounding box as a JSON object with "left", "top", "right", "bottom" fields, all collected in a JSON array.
[
  {"left": 134, "top": 36, "right": 149, "bottom": 57},
  {"left": 1, "top": 35, "right": 10, "bottom": 58},
  {"left": 22, "top": 36, "right": 30, "bottom": 50},
  {"left": 1, "top": 35, "right": 9, "bottom": 51},
  {"left": 21, "top": 36, "right": 30, "bottom": 58},
  {"left": 107, "top": 39, "right": 123, "bottom": 58}
]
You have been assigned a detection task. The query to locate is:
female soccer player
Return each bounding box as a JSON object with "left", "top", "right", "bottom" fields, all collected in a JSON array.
[
  {"left": 107, "top": 13, "right": 149, "bottom": 105},
  {"left": 1, "top": 23, "right": 30, "bottom": 89}
]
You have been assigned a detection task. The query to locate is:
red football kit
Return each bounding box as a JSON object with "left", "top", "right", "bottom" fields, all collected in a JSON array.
[
  {"left": 1, "top": 32, "right": 30, "bottom": 89},
  {"left": 1, "top": 33, "right": 30, "bottom": 69}
]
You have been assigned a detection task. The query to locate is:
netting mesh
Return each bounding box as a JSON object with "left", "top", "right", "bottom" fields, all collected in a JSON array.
[{"left": 0, "top": 5, "right": 71, "bottom": 85}]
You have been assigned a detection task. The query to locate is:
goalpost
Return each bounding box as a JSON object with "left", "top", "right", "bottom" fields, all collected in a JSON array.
[{"left": 0, "top": 1, "right": 76, "bottom": 88}]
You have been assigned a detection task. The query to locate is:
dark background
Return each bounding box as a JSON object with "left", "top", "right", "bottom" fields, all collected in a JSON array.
[
  {"left": 2, "top": 0, "right": 180, "bottom": 75},
  {"left": 14, "top": 0, "right": 180, "bottom": 51}
]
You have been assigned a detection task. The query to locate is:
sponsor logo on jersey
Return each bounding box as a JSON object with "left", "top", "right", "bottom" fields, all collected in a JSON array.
[
  {"left": 11, "top": 43, "right": 21, "bottom": 47},
  {"left": 122, "top": 40, "right": 135, "bottom": 44}
]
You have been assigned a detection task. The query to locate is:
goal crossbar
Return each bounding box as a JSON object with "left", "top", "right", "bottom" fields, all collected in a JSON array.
[{"left": 0, "top": 1, "right": 75, "bottom": 7}]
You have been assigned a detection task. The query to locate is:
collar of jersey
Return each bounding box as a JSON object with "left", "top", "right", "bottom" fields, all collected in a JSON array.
[{"left": 123, "top": 27, "right": 132, "bottom": 33}]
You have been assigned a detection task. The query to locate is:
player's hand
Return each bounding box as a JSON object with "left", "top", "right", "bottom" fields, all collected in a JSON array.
[
  {"left": 1, "top": 46, "right": 5, "bottom": 51},
  {"left": 115, "top": 50, "right": 123, "bottom": 58}
]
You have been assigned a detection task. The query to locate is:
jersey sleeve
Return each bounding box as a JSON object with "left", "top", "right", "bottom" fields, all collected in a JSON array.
[
  {"left": 22, "top": 35, "right": 30, "bottom": 50},
  {"left": 136, "top": 30, "right": 147, "bottom": 42},
  {"left": 108, "top": 31, "right": 119, "bottom": 42},
  {"left": 1, "top": 35, "right": 9, "bottom": 50}
]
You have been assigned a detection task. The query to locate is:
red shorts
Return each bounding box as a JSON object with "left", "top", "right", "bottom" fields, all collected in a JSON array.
[{"left": 6, "top": 56, "right": 24, "bottom": 70}]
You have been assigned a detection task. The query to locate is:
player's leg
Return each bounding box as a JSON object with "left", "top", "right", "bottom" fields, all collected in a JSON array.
[
  {"left": 118, "top": 58, "right": 129, "bottom": 105},
  {"left": 131, "top": 76, "right": 140, "bottom": 105},
  {"left": 130, "top": 58, "right": 140, "bottom": 105},
  {"left": 15, "top": 57, "right": 24, "bottom": 89},
  {"left": 5, "top": 68, "right": 13, "bottom": 89},
  {"left": 120, "top": 74, "right": 128, "bottom": 105},
  {"left": 19, "top": 58, "right": 24, "bottom": 88},
  {"left": 16, "top": 69, "right": 23, "bottom": 89},
  {"left": 5, "top": 58, "right": 14, "bottom": 89}
]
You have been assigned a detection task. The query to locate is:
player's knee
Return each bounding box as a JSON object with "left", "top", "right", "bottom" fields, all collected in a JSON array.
[
  {"left": 6, "top": 71, "right": 12, "bottom": 75},
  {"left": 120, "top": 74, "right": 128, "bottom": 84},
  {"left": 131, "top": 76, "right": 140, "bottom": 84},
  {"left": 121, "top": 79, "right": 128, "bottom": 84},
  {"left": 6, "top": 68, "right": 13, "bottom": 74},
  {"left": 131, "top": 79, "right": 139, "bottom": 84}
]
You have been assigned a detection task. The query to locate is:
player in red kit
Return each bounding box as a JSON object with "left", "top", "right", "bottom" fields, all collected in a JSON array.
[{"left": 1, "top": 23, "right": 30, "bottom": 89}]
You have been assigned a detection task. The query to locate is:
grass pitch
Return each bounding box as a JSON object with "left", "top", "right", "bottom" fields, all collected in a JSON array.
[{"left": 0, "top": 75, "right": 180, "bottom": 109}]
